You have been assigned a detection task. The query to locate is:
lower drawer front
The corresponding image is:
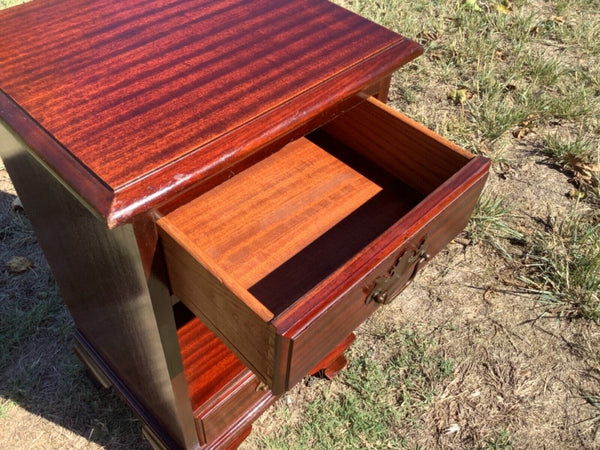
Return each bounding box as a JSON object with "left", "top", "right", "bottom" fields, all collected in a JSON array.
[
  {"left": 176, "top": 313, "right": 272, "bottom": 444},
  {"left": 159, "top": 96, "right": 489, "bottom": 395},
  {"left": 199, "top": 372, "right": 268, "bottom": 444}
]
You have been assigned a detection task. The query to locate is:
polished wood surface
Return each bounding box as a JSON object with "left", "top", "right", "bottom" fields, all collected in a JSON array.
[
  {"left": 323, "top": 97, "right": 474, "bottom": 194},
  {"left": 276, "top": 100, "right": 490, "bottom": 372},
  {"left": 160, "top": 224, "right": 277, "bottom": 384},
  {"left": 0, "top": 123, "right": 198, "bottom": 448},
  {"left": 175, "top": 309, "right": 271, "bottom": 444},
  {"left": 0, "top": 0, "right": 422, "bottom": 227},
  {"left": 158, "top": 97, "right": 489, "bottom": 394},
  {"left": 161, "top": 137, "right": 381, "bottom": 289}
]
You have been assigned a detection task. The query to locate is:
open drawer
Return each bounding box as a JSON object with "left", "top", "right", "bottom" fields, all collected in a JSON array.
[{"left": 158, "top": 97, "right": 489, "bottom": 395}]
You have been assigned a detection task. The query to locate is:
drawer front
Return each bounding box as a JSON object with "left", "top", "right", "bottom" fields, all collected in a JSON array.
[
  {"left": 198, "top": 372, "right": 268, "bottom": 444},
  {"left": 281, "top": 162, "right": 488, "bottom": 387}
]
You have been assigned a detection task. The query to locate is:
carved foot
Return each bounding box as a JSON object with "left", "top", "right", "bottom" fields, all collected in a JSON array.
[{"left": 309, "top": 333, "right": 356, "bottom": 380}]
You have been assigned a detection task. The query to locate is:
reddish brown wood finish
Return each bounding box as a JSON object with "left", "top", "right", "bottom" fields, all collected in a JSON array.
[
  {"left": 176, "top": 315, "right": 271, "bottom": 445},
  {"left": 158, "top": 97, "right": 490, "bottom": 394},
  {"left": 223, "top": 427, "right": 253, "bottom": 450},
  {"left": 278, "top": 156, "right": 490, "bottom": 388},
  {"left": 0, "top": 0, "right": 422, "bottom": 227},
  {"left": 162, "top": 137, "right": 382, "bottom": 290}
]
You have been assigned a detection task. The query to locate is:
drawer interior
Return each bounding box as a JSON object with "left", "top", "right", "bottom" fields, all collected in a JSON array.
[
  {"left": 247, "top": 131, "right": 423, "bottom": 314},
  {"left": 165, "top": 129, "right": 423, "bottom": 317},
  {"left": 161, "top": 97, "right": 473, "bottom": 317}
]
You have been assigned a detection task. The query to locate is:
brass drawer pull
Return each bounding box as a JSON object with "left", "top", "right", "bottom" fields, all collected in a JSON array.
[{"left": 367, "top": 239, "right": 430, "bottom": 305}]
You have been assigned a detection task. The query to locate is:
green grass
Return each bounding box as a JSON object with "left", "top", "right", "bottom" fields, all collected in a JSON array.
[
  {"left": 483, "top": 430, "right": 514, "bottom": 450},
  {"left": 544, "top": 135, "right": 597, "bottom": 167},
  {"left": 337, "top": 0, "right": 600, "bottom": 161},
  {"left": 542, "top": 134, "right": 600, "bottom": 202},
  {"left": 0, "top": 398, "right": 15, "bottom": 420},
  {"left": 520, "top": 212, "right": 600, "bottom": 323},
  {"left": 465, "top": 193, "right": 524, "bottom": 260},
  {"left": 583, "top": 393, "right": 600, "bottom": 438},
  {"left": 259, "top": 329, "right": 453, "bottom": 449},
  {"left": 335, "top": 0, "right": 600, "bottom": 327},
  {"left": 0, "top": 0, "right": 28, "bottom": 8}
]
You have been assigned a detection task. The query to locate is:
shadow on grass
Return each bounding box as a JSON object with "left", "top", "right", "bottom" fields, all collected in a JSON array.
[{"left": 0, "top": 190, "right": 150, "bottom": 449}]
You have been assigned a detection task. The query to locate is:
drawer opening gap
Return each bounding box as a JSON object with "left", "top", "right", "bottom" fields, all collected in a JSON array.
[{"left": 175, "top": 302, "right": 251, "bottom": 413}]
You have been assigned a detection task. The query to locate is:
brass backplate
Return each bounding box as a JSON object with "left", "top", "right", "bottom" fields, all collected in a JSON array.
[{"left": 366, "top": 239, "right": 429, "bottom": 305}]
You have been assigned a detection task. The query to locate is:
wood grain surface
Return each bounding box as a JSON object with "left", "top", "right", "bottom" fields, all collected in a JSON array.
[
  {"left": 159, "top": 225, "right": 277, "bottom": 384},
  {"left": 161, "top": 137, "right": 382, "bottom": 288},
  {"left": 175, "top": 306, "right": 249, "bottom": 415},
  {"left": 175, "top": 307, "right": 271, "bottom": 444},
  {"left": 0, "top": 0, "right": 422, "bottom": 227},
  {"left": 158, "top": 96, "right": 489, "bottom": 393},
  {"left": 323, "top": 97, "right": 474, "bottom": 194}
]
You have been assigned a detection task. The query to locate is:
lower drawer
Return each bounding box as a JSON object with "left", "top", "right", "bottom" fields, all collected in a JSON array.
[
  {"left": 159, "top": 96, "right": 489, "bottom": 394},
  {"left": 175, "top": 304, "right": 273, "bottom": 445}
]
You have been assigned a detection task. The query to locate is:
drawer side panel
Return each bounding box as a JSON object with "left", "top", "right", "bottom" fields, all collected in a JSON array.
[
  {"left": 159, "top": 229, "right": 276, "bottom": 385},
  {"left": 323, "top": 97, "right": 473, "bottom": 195}
]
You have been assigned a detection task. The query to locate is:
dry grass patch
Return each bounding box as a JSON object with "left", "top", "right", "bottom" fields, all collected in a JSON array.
[{"left": 520, "top": 211, "right": 600, "bottom": 323}]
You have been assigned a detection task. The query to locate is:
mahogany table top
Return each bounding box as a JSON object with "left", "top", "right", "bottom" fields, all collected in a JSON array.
[{"left": 0, "top": 0, "right": 421, "bottom": 226}]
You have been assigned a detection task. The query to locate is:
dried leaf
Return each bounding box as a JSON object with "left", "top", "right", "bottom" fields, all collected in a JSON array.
[
  {"left": 448, "top": 88, "right": 468, "bottom": 105},
  {"left": 497, "top": 161, "right": 514, "bottom": 179},
  {"left": 428, "top": 51, "right": 444, "bottom": 60},
  {"left": 567, "top": 188, "right": 586, "bottom": 200},
  {"left": 6, "top": 256, "right": 33, "bottom": 273},
  {"left": 573, "top": 163, "right": 600, "bottom": 186},
  {"left": 567, "top": 154, "right": 597, "bottom": 175},
  {"left": 417, "top": 30, "right": 440, "bottom": 43},
  {"left": 465, "top": 0, "right": 482, "bottom": 11},
  {"left": 513, "top": 127, "right": 532, "bottom": 139},
  {"left": 494, "top": 49, "right": 508, "bottom": 60},
  {"left": 520, "top": 114, "right": 538, "bottom": 128}
]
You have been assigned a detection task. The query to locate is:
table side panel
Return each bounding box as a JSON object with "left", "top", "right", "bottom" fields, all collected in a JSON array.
[{"left": 0, "top": 125, "right": 196, "bottom": 448}]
